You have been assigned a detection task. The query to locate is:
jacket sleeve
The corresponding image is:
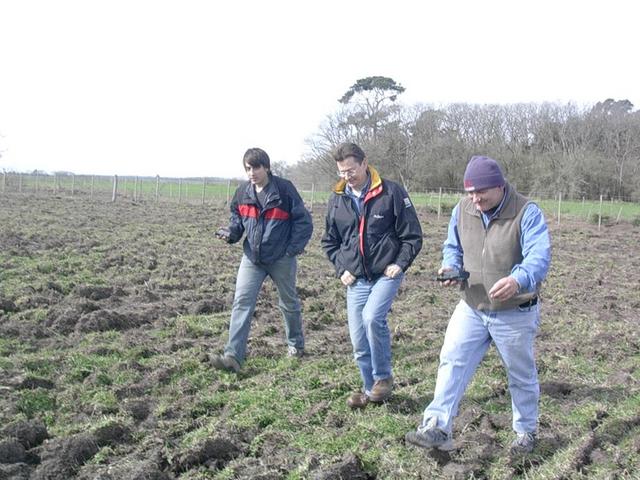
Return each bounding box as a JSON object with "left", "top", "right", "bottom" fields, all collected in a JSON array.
[
  {"left": 392, "top": 185, "right": 423, "bottom": 271},
  {"left": 226, "top": 188, "right": 244, "bottom": 244},
  {"left": 285, "top": 183, "right": 313, "bottom": 256},
  {"left": 320, "top": 196, "right": 344, "bottom": 276}
]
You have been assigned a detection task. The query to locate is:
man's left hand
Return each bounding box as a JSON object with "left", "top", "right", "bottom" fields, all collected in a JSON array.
[
  {"left": 384, "top": 264, "right": 402, "bottom": 278},
  {"left": 488, "top": 276, "right": 519, "bottom": 301}
]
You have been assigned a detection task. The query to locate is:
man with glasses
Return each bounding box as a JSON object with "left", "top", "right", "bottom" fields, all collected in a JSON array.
[
  {"left": 321, "top": 142, "right": 423, "bottom": 409},
  {"left": 405, "top": 155, "right": 551, "bottom": 454}
]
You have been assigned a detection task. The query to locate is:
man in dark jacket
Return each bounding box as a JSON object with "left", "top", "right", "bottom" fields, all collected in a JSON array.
[
  {"left": 211, "top": 147, "right": 313, "bottom": 372},
  {"left": 321, "top": 142, "right": 422, "bottom": 408}
]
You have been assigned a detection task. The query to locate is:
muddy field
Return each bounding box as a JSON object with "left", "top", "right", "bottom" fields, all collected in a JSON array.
[{"left": 0, "top": 194, "right": 639, "bottom": 479}]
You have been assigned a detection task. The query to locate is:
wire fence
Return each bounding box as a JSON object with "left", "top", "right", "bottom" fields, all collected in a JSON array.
[{"left": 2, "top": 172, "right": 639, "bottom": 227}]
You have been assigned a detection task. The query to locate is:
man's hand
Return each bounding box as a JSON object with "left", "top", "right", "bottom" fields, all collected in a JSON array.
[
  {"left": 436, "top": 267, "right": 461, "bottom": 287},
  {"left": 488, "top": 276, "right": 519, "bottom": 301},
  {"left": 384, "top": 264, "right": 402, "bottom": 278},
  {"left": 215, "top": 227, "right": 231, "bottom": 241},
  {"left": 341, "top": 270, "right": 356, "bottom": 286}
]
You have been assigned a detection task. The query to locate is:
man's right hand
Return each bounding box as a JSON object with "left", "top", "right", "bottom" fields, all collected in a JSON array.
[
  {"left": 341, "top": 270, "right": 356, "bottom": 286},
  {"left": 215, "top": 227, "right": 231, "bottom": 241}
]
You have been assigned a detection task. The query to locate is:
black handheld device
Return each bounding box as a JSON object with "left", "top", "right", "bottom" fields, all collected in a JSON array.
[
  {"left": 215, "top": 227, "right": 231, "bottom": 239},
  {"left": 433, "top": 270, "right": 470, "bottom": 282}
]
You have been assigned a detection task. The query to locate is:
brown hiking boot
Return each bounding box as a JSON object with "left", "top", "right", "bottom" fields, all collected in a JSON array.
[
  {"left": 369, "top": 376, "right": 393, "bottom": 403},
  {"left": 346, "top": 392, "right": 369, "bottom": 409}
]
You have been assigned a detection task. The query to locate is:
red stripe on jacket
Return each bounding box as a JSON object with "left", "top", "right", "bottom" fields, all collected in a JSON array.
[
  {"left": 238, "top": 204, "right": 259, "bottom": 218},
  {"left": 238, "top": 204, "right": 289, "bottom": 221},
  {"left": 358, "top": 184, "right": 384, "bottom": 256},
  {"left": 264, "top": 208, "right": 290, "bottom": 220}
]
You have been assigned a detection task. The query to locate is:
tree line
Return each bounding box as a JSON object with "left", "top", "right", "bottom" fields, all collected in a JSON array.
[{"left": 278, "top": 77, "right": 640, "bottom": 201}]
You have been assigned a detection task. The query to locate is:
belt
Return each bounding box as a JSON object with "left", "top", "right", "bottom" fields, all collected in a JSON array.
[{"left": 518, "top": 297, "right": 538, "bottom": 308}]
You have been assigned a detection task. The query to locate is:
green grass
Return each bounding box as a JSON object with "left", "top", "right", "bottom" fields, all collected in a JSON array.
[
  {"left": 2, "top": 194, "right": 639, "bottom": 479},
  {"left": 17, "top": 390, "right": 57, "bottom": 418}
]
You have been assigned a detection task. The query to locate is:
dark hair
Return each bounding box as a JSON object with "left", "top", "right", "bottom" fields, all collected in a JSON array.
[
  {"left": 332, "top": 142, "right": 366, "bottom": 164},
  {"left": 243, "top": 148, "right": 271, "bottom": 171}
]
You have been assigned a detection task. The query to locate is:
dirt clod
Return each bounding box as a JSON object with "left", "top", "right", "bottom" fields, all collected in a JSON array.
[{"left": 2, "top": 419, "right": 49, "bottom": 449}]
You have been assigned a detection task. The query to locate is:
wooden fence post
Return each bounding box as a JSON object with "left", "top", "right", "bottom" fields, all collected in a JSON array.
[
  {"left": 310, "top": 183, "right": 315, "bottom": 213},
  {"left": 598, "top": 195, "right": 603, "bottom": 231},
  {"left": 111, "top": 175, "right": 118, "bottom": 203},
  {"left": 201, "top": 177, "right": 206, "bottom": 205},
  {"left": 155, "top": 175, "right": 160, "bottom": 202},
  {"left": 134, "top": 176, "right": 139, "bottom": 202},
  {"left": 226, "top": 179, "right": 231, "bottom": 205},
  {"left": 437, "top": 188, "right": 442, "bottom": 220},
  {"left": 71, "top": 174, "right": 75, "bottom": 197},
  {"left": 178, "top": 179, "right": 182, "bottom": 203},
  {"left": 19, "top": 173, "right": 23, "bottom": 193},
  {"left": 35, "top": 172, "right": 39, "bottom": 194}
]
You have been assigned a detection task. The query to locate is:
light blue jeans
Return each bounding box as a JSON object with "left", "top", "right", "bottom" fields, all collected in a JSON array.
[
  {"left": 422, "top": 299, "right": 540, "bottom": 434},
  {"left": 347, "top": 273, "right": 403, "bottom": 393},
  {"left": 224, "top": 254, "right": 304, "bottom": 364}
]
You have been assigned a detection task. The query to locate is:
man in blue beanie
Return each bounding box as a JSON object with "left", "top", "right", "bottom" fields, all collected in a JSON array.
[{"left": 406, "top": 155, "right": 551, "bottom": 454}]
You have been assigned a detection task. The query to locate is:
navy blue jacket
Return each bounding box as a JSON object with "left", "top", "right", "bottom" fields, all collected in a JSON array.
[
  {"left": 227, "top": 175, "right": 313, "bottom": 265},
  {"left": 321, "top": 166, "right": 423, "bottom": 280}
]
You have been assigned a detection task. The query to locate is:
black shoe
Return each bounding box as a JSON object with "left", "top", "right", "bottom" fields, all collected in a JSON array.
[
  {"left": 210, "top": 354, "right": 240, "bottom": 373},
  {"left": 510, "top": 432, "right": 536, "bottom": 454},
  {"left": 405, "top": 418, "right": 454, "bottom": 451}
]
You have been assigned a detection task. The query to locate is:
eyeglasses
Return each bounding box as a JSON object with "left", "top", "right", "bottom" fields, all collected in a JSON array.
[{"left": 337, "top": 167, "right": 358, "bottom": 178}]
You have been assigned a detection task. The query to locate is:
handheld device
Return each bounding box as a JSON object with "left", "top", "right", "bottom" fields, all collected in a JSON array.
[
  {"left": 215, "top": 227, "right": 231, "bottom": 239},
  {"left": 433, "top": 270, "right": 470, "bottom": 282}
]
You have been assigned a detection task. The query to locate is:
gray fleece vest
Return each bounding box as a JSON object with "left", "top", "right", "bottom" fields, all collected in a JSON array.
[{"left": 458, "top": 184, "right": 538, "bottom": 311}]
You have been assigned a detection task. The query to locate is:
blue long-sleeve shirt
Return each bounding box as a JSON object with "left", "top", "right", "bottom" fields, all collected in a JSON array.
[{"left": 443, "top": 200, "right": 551, "bottom": 294}]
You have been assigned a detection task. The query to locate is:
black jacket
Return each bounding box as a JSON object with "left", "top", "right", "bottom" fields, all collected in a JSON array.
[
  {"left": 227, "top": 175, "right": 313, "bottom": 265},
  {"left": 321, "top": 166, "right": 423, "bottom": 280}
]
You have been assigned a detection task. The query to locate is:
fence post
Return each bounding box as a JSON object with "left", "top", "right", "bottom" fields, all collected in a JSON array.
[
  {"left": 557, "top": 192, "right": 562, "bottom": 225},
  {"left": 35, "top": 172, "right": 39, "bottom": 194},
  {"left": 437, "top": 188, "right": 442, "bottom": 220},
  {"left": 155, "top": 175, "right": 160, "bottom": 202},
  {"left": 19, "top": 173, "right": 23, "bottom": 193},
  {"left": 616, "top": 206, "right": 623, "bottom": 223},
  {"left": 178, "top": 179, "right": 182, "bottom": 203},
  {"left": 111, "top": 175, "right": 118, "bottom": 202},
  {"left": 201, "top": 177, "right": 206, "bottom": 205},
  {"left": 134, "top": 176, "right": 139, "bottom": 202},
  {"left": 90, "top": 175, "right": 95, "bottom": 199},
  {"left": 310, "top": 183, "right": 315, "bottom": 213},
  {"left": 598, "top": 195, "right": 603, "bottom": 231},
  {"left": 71, "top": 174, "right": 75, "bottom": 197},
  {"left": 226, "top": 179, "right": 231, "bottom": 205}
]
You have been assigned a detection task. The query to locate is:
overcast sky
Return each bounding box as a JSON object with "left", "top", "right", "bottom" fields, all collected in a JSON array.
[{"left": 1, "top": 0, "right": 638, "bottom": 179}]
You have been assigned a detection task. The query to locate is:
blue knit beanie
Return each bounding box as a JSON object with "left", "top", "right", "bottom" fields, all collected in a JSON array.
[{"left": 463, "top": 156, "right": 505, "bottom": 192}]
